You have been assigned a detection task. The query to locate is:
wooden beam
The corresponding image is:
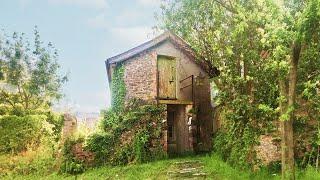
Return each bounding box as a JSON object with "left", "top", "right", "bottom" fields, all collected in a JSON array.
[{"left": 158, "top": 99, "right": 193, "bottom": 105}]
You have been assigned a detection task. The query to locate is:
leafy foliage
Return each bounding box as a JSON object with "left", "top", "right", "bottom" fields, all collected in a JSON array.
[
  {"left": 0, "top": 28, "right": 67, "bottom": 177},
  {"left": 111, "top": 64, "right": 126, "bottom": 111},
  {"left": 0, "top": 28, "right": 68, "bottom": 113},
  {"left": 159, "top": 0, "right": 320, "bottom": 172},
  {"left": 0, "top": 145, "right": 57, "bottom": 177},
  {"left": 86, "top": 99, "right": 167, "bottom": 166},
  {"left": 0, "top": 112, "right": 65, "bottom": 176},
  {"left": 60, "top": 136, "right": 86, "bottom": 175},
  {"left": 0, "top": 115, "right": 49, "bottom": 154}
]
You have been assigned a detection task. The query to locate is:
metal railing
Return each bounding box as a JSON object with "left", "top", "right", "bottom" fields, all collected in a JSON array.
[{"left": 180, "top": 75, "right": 194, "bottom": 102}]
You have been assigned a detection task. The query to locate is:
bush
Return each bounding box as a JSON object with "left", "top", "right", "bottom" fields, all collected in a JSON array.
[
  {"left": 0, "top": 115, "right": 48, "bottom": 154},
  {"left": 85, "top": 132, "right": 115, "bottom": 165},
  {"left": 133, "top": 129, "right": 150, "bottom": 163},
  {"left": 60, "top": 136, "right": 86, "bottom": 175},
  {"left": 0, "top": 145, "right": 56, "bottom": 177},
  {"left": 0, "top": 111, "right": 66, "bottom": 176},
  {"left": 45, "top": 112, "right": 64, "bottom": 142},
  {"left": 86, "top": 100, "right": 167, "bottom": 166}
]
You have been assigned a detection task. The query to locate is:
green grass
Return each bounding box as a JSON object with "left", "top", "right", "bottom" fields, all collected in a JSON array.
[{"left": 2, "top": 155, "right": 320, "bottom": 180}]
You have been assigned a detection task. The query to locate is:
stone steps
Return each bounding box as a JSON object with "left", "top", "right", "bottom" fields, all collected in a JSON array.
[{"left": 167, "top": 160, "right": 207, "bottom": 179}]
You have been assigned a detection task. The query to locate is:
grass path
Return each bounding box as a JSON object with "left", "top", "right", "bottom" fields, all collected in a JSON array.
[
  {"left": 3, "top": 155, "right": 320, "bottom": 180},
  {"left": 167, "top": 160, "right": 206, "bottom": 179}
]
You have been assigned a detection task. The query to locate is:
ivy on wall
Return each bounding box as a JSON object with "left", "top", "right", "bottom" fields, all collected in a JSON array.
[
  {"left": 86, "top": 99, "right": 167, "bottom": 166},
  {"left": 111, "top": 64, "right": 126, "bottom": 111}
]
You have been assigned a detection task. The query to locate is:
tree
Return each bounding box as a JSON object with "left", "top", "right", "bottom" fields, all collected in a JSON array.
[
  {"left": 263, "top": 1, "right": 320, "bottom": 178},
  {"left": 0, "top": 28, "right": 67, "bottom": 114},
  {"left": 159, "top": 0, "right": 320, "bottom": 179}
]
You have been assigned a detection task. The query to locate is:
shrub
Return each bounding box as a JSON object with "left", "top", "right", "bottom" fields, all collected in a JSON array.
[
  {"left": 86, "top": 100, "right": 167, "bottom": 166},
  {"left": 133, "top": 129, "right": 150, "bottom": 163},
  {"left": 0, "top": 112, "right": 64, "bottom": 176},
  {"left": 45, "top": 112, "right": 64, "bottom": 142},
  {"left": 60, "top": 136, "right": 86, "bottom": 175},
  {"left": 85, "top": 132, "right": 114, "bottom": 165},
  {"left": 0, "top": 104, "right": 10, "bottom": 116},
  {"left": 0, "top": 145, "right": 56, "bottom": 177},
  {"left": 0, "top": 115, "right": 48, "bottom": 154}
]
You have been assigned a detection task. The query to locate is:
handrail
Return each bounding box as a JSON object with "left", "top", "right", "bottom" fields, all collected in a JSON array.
[
  {"left": 180, "top": 75, "right": 193, "bottom": 83},
  {"left": 180, "top": 84, "right": 192, "bottom": 90},
  {"left": 179, "top": 75, "right": 194, "bottom": 102}
]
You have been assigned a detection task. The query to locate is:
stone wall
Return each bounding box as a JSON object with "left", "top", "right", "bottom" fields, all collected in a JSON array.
[
  {"left": 255, "top": 135, "right": 281, "bottom": 165},
  {"left": 123, "top": 50, "right": 157, "bottom": 102},
  {"left": 62, "top": 113, "right": 77, "bottom": 140},
  {"left": 72, "top": 143, "right": 95, "bottom": 166}
]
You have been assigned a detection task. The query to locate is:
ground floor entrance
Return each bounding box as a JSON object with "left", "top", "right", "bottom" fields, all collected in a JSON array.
[{"left": 166, "top": 104, "right": 195, "bottom": 154}]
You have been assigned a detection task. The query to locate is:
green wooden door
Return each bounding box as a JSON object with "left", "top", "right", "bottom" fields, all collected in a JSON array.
[{"left": 158, "top": 56, "right": 176, "bottom": 99}]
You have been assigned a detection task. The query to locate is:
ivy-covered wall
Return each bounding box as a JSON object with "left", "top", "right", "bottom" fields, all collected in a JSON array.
[
  {"left": 86, "top": 100, "right": 167, "bottom": 166},
  {"left": 111, "top": 64, "right": 126, "bottom": 110}
]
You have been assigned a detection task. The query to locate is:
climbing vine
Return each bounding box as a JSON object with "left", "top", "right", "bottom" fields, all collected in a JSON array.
[
  {"left": 86, "top": 99, "right": 167, "bottom": 166},
  {"left": 111, "top": 64, "right": 126, "bottom": 111}
]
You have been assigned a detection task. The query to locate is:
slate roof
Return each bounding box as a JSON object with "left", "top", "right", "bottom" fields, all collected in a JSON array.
[
  {"left": 105, "top": 31, "right": 196, "bottom": 65},
  {"left": 104, "top": 31, "right": 219, "bottom": 81}
]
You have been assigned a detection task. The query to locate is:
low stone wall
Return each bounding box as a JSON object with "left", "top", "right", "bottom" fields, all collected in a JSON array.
[
  {"left": 255, "top": 135, "right": 281, "bottom": 165},
  {"left": 72, "top": 143, "right": 95, "bottom": 166},
  {"left": 62, "top": 114, "right": 77, "bottom": 140}
]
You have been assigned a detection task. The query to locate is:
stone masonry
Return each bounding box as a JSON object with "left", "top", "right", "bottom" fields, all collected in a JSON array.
[
  {"left": 106, "top": 32, "right": 214, "bottom": 154},
  {"left": 62, "top": 113, "right": 77, "bottom": 140},
  {"left": 123, "top": 50, "right": 157, "bottom": 102},
  {"left": 255, "top": 135, "right": 281, "bottom": 165}
]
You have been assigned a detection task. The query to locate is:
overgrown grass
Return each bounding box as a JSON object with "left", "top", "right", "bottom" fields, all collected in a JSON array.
[
  {"left": 3, "top": 155, "right": 320, "bottom": 179},
  {"left": 0, "top": 145, "right": 56, "bottom": 177}
]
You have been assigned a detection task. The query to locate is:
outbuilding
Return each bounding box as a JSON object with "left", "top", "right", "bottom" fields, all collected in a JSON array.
[{"left": 105, "top": 31, "right": 214, "bottom": 154}]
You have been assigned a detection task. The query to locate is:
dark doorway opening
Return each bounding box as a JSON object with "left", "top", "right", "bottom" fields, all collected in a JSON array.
[{"left": 167, "top": 104, "right": 190, "bottom": 155}]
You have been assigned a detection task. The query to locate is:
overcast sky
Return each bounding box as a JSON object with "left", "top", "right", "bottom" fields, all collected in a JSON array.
[{"left": 0, "top": 0, "right": 162, "bottom": 113}]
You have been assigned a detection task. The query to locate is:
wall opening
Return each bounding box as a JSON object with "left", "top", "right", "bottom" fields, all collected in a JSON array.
[{"left": 167, "top": 104, "right": 190, "bottom": 155}]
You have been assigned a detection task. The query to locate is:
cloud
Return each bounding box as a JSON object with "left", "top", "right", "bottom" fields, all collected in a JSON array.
[
  {"left": 109, "top": 26, "right": 156, "bottom": 45},
  {"left": 115, "top": 10, "right": 144, "bottom": 25},
  {"left": 137, "top": 0, "right": 162, "bottom": 7},
  {"left": 87, "top": 9, "right": 146, "bottom": 29},
  {"left": 87, "top": 12, "right": 109, "bottom": 29},
  {"left": 19, "top": 0, "right": 32, "bottom": 10},
  {"left": 55, "top": 91, "right": 108, "bottom": 113},
  {"left": 48, "top": 0, "right": 108, "bottom": 9}
]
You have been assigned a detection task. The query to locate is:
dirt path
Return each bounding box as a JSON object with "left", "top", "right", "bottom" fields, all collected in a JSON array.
[{"left": 167, "top": 160, "right": 207, "bottom": 179}]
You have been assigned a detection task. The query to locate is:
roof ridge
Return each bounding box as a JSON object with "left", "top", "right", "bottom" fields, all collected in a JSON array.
[{"left": 106, "top": 31, "right": 190, "bottom": 64}]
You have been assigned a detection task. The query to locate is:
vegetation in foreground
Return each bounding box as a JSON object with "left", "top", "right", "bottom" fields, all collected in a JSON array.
[
  {"left": 159, "top": 0, "right": 320, "bottom": 179},
  {"left": 1, "top": 0, "right": 320, "bottom": 179},
  {"left": 2, "top": 154, "right": 320, "bottom": 180}
]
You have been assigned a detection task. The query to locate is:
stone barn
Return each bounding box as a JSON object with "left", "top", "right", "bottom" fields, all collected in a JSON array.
[{"left": 105, "top": 32, "right": 214, "bottom": 154}]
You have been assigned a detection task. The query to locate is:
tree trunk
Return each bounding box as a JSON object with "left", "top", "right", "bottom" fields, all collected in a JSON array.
[
  {"left": 281, "top": 41, "right": 301, "bottom": 180},
  {"left": 279, "top": 78, "right": 289, "bottom": 179}
]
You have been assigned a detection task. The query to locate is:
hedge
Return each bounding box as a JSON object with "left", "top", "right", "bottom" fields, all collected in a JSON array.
[{"left": 0, "top": 115, "right": 47, "bottom": 153}]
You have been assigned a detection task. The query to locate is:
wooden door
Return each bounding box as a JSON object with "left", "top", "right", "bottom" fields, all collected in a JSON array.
[{"left": 158, "top": 56, "right": 176, "bottom": 99}]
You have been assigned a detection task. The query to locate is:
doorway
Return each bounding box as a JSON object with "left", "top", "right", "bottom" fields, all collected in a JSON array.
[{"left": 167, "top": 104, "right": 189, "bottom": 154}]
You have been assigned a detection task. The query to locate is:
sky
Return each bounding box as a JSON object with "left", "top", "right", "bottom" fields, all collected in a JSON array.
[{"left": 0, "top": 0, "right": 162, "bottom": 113}]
